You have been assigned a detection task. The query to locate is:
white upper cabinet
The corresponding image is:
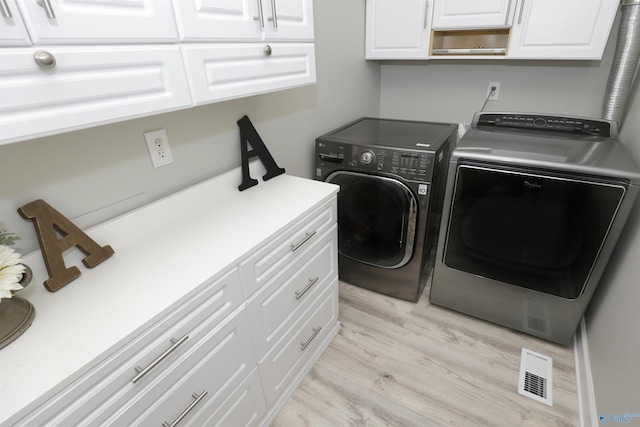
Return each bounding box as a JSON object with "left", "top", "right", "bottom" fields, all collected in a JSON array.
[
  {"left": 0, "top": 0, "right": 31, "bottom": 46},
  {"left": 172, "top": 0, "right": 313, "bottom": 42},
  {"left": 432, "top": 0, "right": 516, "bottom": 29},
  {"left": 262, "top": 0, "right": 314, "bottom": 41},
  {"left": 365, "top": 0, "right": 432, "bottom": 60},
  {"left": 14, "top": 0, "right": 178, "bottom": 44},
  {"left": 172, "top": 0, "right": 262, "bottom": 41},
  {"left": 508, "top": 0, "right": 619, "bottom": 59},
  {"left": 0, "top": 45, "right": 192, "bottom": 145}
]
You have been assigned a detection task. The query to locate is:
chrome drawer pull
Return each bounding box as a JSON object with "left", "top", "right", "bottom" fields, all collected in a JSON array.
[
  {"left": 162, "top": 390, "right": 208, "bottom": 427},
  {"left": 290, "top": 231, "right": 317, "bottom": 252},
  {"left": 1, "top": 0, "right": 13, "bottom": 19},
  {"left": 132, "top": 335, "right": 188, "bottom": 384},
  {"left": 300, "top": 326, "right": 322, "bottom": 351},
  {"left": 37, "top": 0, "right": 56, "bottom": 19},
  {"left": 295, "top": 276, "right": 319, "bottom": 300}
]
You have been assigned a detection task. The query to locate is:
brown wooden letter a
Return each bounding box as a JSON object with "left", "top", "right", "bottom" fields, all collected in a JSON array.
[
  {"left": 237, "top": 115, "right": 285, "bottom": 191},
  {"left": 18, "top": 199, "right": 115, "bottom": 292}
]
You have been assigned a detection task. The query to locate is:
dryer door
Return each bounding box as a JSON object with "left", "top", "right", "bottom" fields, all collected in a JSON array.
[{"left": 327, "top": 171, "right": 418, "bottom": 268}]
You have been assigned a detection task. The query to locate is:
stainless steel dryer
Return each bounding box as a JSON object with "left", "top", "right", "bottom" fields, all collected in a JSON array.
[
  {"left": 315, "top": 117, "right": 457, "bottom": 301},
  {"left": 430, "top": 112, "right": 640, "bottom": 345}
]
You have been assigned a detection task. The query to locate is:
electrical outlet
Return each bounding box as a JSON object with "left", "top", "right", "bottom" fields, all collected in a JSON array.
[
  {"left": 487, "top": 81, "right": 501, "bottom": 101},
  {"left": 144, "top": 129, "right": 174, "bottom": 168}
]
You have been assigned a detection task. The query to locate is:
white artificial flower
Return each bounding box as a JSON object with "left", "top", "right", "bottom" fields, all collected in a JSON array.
[{"left": 0, "top": 245, "right": 25, "bottom": 301}]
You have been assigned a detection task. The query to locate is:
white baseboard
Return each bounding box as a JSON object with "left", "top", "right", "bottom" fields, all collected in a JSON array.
[{"left": 574, "top": 317, "right": 598, "bottom": 427}]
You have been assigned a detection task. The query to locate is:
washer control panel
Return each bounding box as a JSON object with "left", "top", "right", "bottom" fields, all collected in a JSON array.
[
  {"left": 316, "top": 141, "right": 434, "bottom": 182},
  {"left": 475, "top": 112, "right": 616, "bottom": 137}
]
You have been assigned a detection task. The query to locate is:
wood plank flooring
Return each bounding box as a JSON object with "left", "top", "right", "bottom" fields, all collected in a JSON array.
[{"left": 272, "top": 280, "right": 579, "bottom": 426}]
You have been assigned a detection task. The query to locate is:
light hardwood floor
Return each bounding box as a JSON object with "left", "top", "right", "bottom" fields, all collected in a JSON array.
[{"left": 272, "top": 280, "right": 579, "bottom": 426}]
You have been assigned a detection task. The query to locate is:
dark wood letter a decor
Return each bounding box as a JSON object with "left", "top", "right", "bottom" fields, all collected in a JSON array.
[
  {"left": 18, "top": 199, "right": 115, "bottom": 292},
  {"left": 237, "top": 115, "right": 285, "bottom": 191}
]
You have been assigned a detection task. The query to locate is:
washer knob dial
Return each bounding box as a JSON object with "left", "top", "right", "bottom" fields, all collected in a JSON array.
[{"left": 360, "top": 150, "right": 375, "bottom": 165}]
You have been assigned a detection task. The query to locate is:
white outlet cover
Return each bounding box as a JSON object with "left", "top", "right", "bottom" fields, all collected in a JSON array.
[{"left": 144, "top": 129, "right": 174, "bottom": 168}]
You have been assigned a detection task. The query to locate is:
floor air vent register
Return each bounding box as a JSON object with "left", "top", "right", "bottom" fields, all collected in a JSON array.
[{"left": 518, "top": 348, "right": 553, "bottom": 406}]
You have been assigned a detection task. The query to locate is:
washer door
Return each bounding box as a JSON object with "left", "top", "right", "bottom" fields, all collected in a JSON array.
[{"left": 327, "top": 171, "right": 418, "bottom": 268}]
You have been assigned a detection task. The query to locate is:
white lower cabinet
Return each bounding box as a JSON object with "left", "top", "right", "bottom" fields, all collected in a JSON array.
[
  {"left": 182, "top": 43, "right": 316, "bottom": 105},
  {"left": 2, "top": 170, "right": 339, "bottom": 427}
]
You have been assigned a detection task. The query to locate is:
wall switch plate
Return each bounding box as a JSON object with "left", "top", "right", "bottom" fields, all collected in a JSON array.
[{"left": 144, "top": 129, "right": 174, "bottom": 168}]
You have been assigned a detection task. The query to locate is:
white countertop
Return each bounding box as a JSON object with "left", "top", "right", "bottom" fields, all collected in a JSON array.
[{"left": 0, "top": 163, "right": 338, "bottom": 423}]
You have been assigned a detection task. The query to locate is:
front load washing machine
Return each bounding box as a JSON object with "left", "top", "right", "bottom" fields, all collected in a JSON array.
[{"left": 315, "top": 117, "right": 458, "bottom": 301}]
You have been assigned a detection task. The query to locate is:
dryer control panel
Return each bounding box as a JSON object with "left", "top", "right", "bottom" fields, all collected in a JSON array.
[{"left": 316, "top": 140, "right": 435, "bottom": 182}]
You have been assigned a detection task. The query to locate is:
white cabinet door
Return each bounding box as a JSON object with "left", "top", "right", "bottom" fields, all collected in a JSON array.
[
  {"left": 182, "top": 43, "right": 316, "bottom": 105},
  {"left": 172, "top": 0, "right": 313, "bottom": 42},
  {"left": 15, "top": 0, "right": 178, "bottom": 44},
  {"left": 172, "top": 0, "right": 262, "bottom": 42},
  {"left": 0, "top": 45, "right": 192, "bottom": 145},
  {"left": 0, "top": 0, "right": 31, "bottom": 46},
  {"left": 365, "top": 0, "right": 432, "bottom": 60},
  {"left": 262, "top": 0, "right": 314, "bottom": 41},
  {"left": 432, "top": 0, "right": 516, "bottom": 29},
  {"left": 508, "top": 0, "right": 619, "bottom": 59}
]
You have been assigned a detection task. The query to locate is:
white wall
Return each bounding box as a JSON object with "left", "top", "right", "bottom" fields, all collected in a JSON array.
[
  {"left": 585, "top": 62, "right": 640, "bottom": 417},
  {"left": 378, "top": 33, "right": 617, "bottom": 124},
  {"left": 0, "top": 0, "right": 381, "bottom": 255}
]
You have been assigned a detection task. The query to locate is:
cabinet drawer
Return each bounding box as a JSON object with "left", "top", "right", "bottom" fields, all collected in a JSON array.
[
  {"left": 258, "top": 282, "right": 339, "bottom": 404},
  {"left": 182, "top": 42, "right": 316, "bottom": 105},
  {"left": 240, "top": 199, "right": 336, "bottom": 297},
  {"left": 11, "top": 268, "right": 244, "bottom": 427},
  {"left": 190, "top": 367, "right": 266, "bottom": 427},
  {"left": 100, "top": 309, "right": 257, "bottom": 426},
  {"left": 248, "top": 226, "right": 337, "bottom": 357},
  {"left": 0, "top": 45, "right": 192, "bottom": 145}
]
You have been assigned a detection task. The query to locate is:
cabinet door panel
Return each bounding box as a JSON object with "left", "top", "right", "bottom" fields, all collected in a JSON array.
[
  {"left": 0, "top": 45, "right": 192, "bottom": 145},
  {"left": 263, "top": 0, "right": 314, "bottom": 41},
  {"left": 508, "top": 0, "right": 618, "bottom": 59},
  {"left": 8, "top": 269, "right": 244, "bottom": 427},
  {"left": 15, "top": 0, "right": 178, "bottom": 44},
  {"left": 182, "top": 42, "right": 316, "bottom": 105},
  {"left": 0, "top": 0, "right": 32, "bottom": 46},
  {"left": 103, "top": 310, "right": 258, "bottom": 426},
  {"left": 432, "top": 0, "right": 515, "bottom": 28},
  {"left": 259, "top": 284, "right": 338, "bottom": 404},
  {"left": 248, "top": 226, "right": 337, "bottom": 357},
  {"left": 240, "top": 199, "right": 336, "bottom": 297},
  {"left": 365, "top": 0, "right": 431, "bottom": 59},
  {"left": 172, "top": 0, "right": 262, "bottom": 42}
]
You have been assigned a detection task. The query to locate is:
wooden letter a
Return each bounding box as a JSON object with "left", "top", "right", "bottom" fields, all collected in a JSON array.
[
  {"left": 237, "top": 115, "right": 285, "bottom": 191},
  {"left": 18, "top": 199, "right": 115, "bottom": 292}
]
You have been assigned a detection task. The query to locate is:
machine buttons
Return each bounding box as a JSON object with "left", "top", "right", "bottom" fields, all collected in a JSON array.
[{"left": 418, "top": 184, "right": 428, "bottom": 195}]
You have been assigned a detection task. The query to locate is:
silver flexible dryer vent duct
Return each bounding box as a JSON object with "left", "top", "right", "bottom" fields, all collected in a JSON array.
[{"left": 603, "top": 0, "right": 640, "bottom": 125}]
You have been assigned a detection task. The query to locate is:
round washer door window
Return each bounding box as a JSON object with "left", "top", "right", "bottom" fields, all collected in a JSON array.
[{"left": 327, "top": 171, "right": 417, "bottom": 268}]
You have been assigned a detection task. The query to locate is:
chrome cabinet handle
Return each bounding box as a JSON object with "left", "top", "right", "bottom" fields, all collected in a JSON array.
[
  {"left": 162, "top": 390, "right": 208, "bottom": 427},
  {"left": 517, "top": 0, "right": 525, "bottom": 24},
  {"left": 255, "top": 0, "right": 264, "bottom": 29},
  {"left": 290, "top": 231, "right": 316, "bottom": 252},
  {"left": 1, "top": 0, "right": 12, "bottom": 19},
  {"left": 37, "top": 0, "right": 56, "bottom": 19},
  {"left": 505, "top": 0, "right": 513, "bottom": 26},
  {"left": 264, "top": 44, "right": 272, "bottom": 56},
  {"left": 268, "top": 0, "right": 278, "bottom": 29},
  {"left": 300, "top": 327, "right": 322, "bottom": 351},
  {"left": 132, "top": 335, "right": 188, "bottom": 384},
  {"left": 295, "top": 276, "right": 319, "bottom": 300},
  {"left": 34, "top": 50, "right": 56, "bottom": 70},
  {"left": 423, "top": 0, "right": 429, "bottom": 29}
]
